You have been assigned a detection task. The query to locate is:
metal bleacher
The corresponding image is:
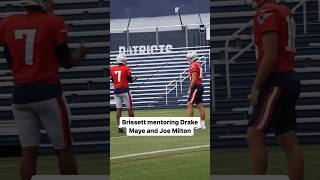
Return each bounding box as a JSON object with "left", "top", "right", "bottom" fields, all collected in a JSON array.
[
  {"left": 0, "top": 0, "right": 108, "bottom": 153},
  {"left": 110, "top": 47, "right": 211, "bottom": 109},
  {"left": 212, "top": 0, "right": 320, "bottom": 147}
]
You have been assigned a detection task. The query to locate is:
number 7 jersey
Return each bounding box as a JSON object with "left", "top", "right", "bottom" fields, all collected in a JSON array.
[
  {"left": 253, "top": 2, "right": 295, "bottom": 72},
  {"left": 110, "top": 65, "right": 132, "bottom": 89},
  {"left": 0, "top": 12, "right": 67, "bottom": 85}
]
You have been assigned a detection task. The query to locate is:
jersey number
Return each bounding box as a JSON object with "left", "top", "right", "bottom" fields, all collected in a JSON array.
[
  {"left": 115, "top": 70, "right": 122, "bottom": 83},
  {"left": 15, "top": 29, "right": 36, "bottom": 65},
  {"left": 286, "top": 16, "right": 296, "bottom": 52}
]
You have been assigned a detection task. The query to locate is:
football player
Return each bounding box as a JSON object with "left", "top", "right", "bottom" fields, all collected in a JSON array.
[
  {"left": 186, "top": 51, "right": 206, "bottom": 129},
  {"left": 110, "top": 54, "right": 137, "bottom": 133},
  {"left": 0, "top": 0, "right": 88, "bottom": 179},
  {"left": 245, "top": 0, "right": 304, "bottom": 179}
]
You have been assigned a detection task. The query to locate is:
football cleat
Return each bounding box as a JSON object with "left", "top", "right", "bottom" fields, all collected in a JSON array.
[
  {"left": 200, "top": 120, "right": 206, "bottom": 129},
  {"left": 195, "top": 121, "right": 206, "bottom": 130}
]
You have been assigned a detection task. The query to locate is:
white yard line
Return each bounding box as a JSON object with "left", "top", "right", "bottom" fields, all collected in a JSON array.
[{"left": 110, "top": 144, "right": 209, "bottom": 160}]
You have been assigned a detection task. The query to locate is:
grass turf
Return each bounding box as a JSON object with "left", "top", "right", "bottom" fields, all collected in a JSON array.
[{"left": 110, "top": 108, "right": 210, "bottom": 180}]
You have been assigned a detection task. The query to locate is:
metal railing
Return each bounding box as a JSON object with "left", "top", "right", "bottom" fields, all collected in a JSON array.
[
  {"left": 162, "top": 51, "right": 210, "bottom": 106},
  {"left": 163, "top": 55, "right": 209, "bottom": 106},
  {"left": 165, "top": 80, "right": 178, "bottom": 106},
  {"left": 224, "top": 0, "right": 307, "bottom": 98}
]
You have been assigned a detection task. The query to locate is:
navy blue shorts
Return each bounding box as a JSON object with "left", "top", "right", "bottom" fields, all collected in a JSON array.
[
  {"left": 248, "top": 70, "right": 300, "bottom": 136},
  {"left": 188, "top": 84, "right": 204, "bottom": 105}
]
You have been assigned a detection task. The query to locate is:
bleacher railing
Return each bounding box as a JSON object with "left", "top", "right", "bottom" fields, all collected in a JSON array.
[
  {"left": 178, "top": 55, "right": 210, "bottom": 93},
  {"left": 164, "top": 54, "right": 210, "bottom": 106},
  {"left": 165, "top": 80, "right": 178, "bottom": 106},
  {"left": 224, "top": 0, "right": 307, "bottom": 98}
]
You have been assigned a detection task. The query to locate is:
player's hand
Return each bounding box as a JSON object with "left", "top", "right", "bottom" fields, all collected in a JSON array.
[
  {"left": 77, "top": 42, "right": 90, "bottom": 58},
  {"left": 248, "top": 88, "right": 259, "bottom": 105},
  {"left": 64, "top": 42, "right": 90, "bottom": 69},
  {"left": 134, "top": 76, "right": 138, "bottom": 81},
  {"left": 187, "top": 88, "right": 191, "bottom": 96}
]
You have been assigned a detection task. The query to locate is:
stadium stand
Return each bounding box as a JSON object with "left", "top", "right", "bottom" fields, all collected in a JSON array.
[
  {"left": 211, "top": 0, "right": 320, "bottom": 147},
  {"left": 0, "top": 0, "right": 109, "bottom": 154},
  {"left": 110, "top": 3, "right": 210, "bottom": 110},
  {"left": 110, "top": 47, "right": 211, "bottom": 109}
]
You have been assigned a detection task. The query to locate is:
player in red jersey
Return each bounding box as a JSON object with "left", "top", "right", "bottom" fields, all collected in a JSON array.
[
  {"left": 0, "top": 0, "right": 88, "bottom": 179},
  {"left": 110, "top": 54, "right": 137, "bottom": 133},
  {"left": 245, "top": 0, "right": 304, "bottom": 179},
  {"left": 186, "top": 51, "right": 206, "bottom": 129}
]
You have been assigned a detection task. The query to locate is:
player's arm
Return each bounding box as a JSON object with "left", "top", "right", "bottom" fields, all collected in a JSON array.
[
  {"left": 110, "top": 69, "right": 114, "bottom": 82},
  {"left": 56, "top": 42, "right": 88, "bottom": 69},
  {"left": 189, "top": 72, "right": 198, "bottom": 91},
  {"left": 127, "top": 75, "right": 137, "bottom": 83},
  {"left": 127, "top": 67, "right": 137, "bottom": 83},
  {"left": 53, "top": 16, "right": 88, "bottom": 69},
  {"left": 250, "top": 31, "right": 278, "bottom": 104}
]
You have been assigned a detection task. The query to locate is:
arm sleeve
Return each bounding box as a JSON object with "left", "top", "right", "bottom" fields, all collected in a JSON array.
[
  {"left": 56, "top": 43, "right": 71, "bottom": 68},
  {"left": 52, "top": 16, "right": 68, "bottom": 46},
  {"left": 0, "top": 19, "right": 6, "bottom": 45},
  {"left": 127, "top": 75, "right": 133, "bottom": 83},
  {"left": 127, "top": 67, "right": 132, "bottom": 76},
  {"left": 257, "top": 10, "right": 280, "bottom": 35},
  {"left": 127, "top": 67, "right": 133, "bottom": 83}
]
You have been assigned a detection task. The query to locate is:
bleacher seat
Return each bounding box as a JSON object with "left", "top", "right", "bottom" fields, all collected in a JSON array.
[{"left": 110, "top": 47, "right": 211, "bottom": 108}]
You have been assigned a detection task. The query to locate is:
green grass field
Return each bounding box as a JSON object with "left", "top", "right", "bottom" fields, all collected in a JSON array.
[
  {"left": 110, "top": 108, "right": 210, "bottom": 180},
  {"left": 0, "top": 153, "right": 107, "bottom": 179},
  {"left": 213, "top": 145, "right": 320, "bottom": 180}
]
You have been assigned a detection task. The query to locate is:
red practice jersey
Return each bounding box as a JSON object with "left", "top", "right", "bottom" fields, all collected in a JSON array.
[
  {"left": 110, "top": 65, "right": 132, "bottom": 89},
  {"left": 253, "top": 2, "right": 295, "bottom": 72},
  {"left": 0, "top": 12, "right": 67, "bottom": 85},
  {"left": 189, "top": 61, "right": 202, "bottom": 85}
]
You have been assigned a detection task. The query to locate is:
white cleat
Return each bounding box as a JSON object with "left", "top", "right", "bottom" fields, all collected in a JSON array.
[{"left": 200, "top": 121, "right": 206, "bottom": 129}]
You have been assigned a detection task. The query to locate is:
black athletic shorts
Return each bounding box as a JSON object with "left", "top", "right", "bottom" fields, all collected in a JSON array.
[
  {"left": 188, "top": 84, "right": 204, "bottom": 105},
  {"left": 248, "top": 70, "right": 300, "bottom": 136}
]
